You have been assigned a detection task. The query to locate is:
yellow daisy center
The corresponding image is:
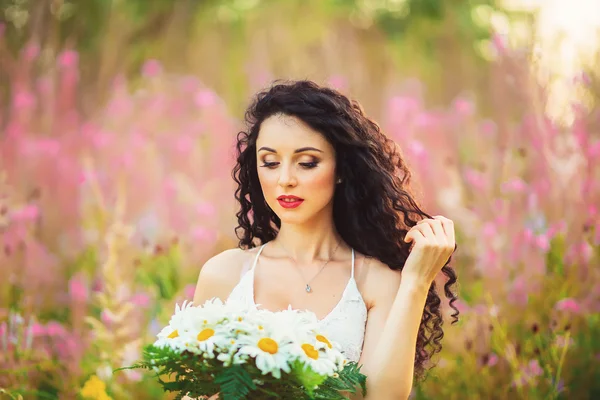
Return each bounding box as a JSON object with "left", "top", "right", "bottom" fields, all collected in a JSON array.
[
  {"left": 237, "top": 316, "right": 243, "bottom": 322},
  {"left": 197, "top": 328, "right": 215, "bottom": 341},
  {"left": 316, "top": 334, "right": 332, "bottom": 349},
  {"left": 301, "top": 343, "right": 319, "bottom": 360},
  {"left": 168, "top": 329, "right": 179, "bottom": 339},
  {"left": 258, "top": 338, "right": 278, "bottom": 354}
]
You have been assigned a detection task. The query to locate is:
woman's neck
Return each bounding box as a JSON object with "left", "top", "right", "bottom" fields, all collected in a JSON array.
[{"left": 272, "top": 216, "right": 344, "bottom": 264}]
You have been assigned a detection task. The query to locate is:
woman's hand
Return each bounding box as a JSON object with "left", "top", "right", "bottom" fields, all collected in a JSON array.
[{"left": 402, "top": 216, "right": 455, "bottom": 287}]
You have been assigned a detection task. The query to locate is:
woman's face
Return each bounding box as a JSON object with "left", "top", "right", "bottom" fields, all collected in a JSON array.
[{"left": 256, "top": 114, "right": 337, "bottom": 225}]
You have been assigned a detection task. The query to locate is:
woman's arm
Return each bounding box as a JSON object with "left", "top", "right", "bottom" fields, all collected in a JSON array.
[
  {"left": 183, "top": 249, "right": 246, "bottom": 400},
  {"left": 356, "top": 216, "right": 455, "bottom": 399},
  {"left": 356, "top": 279, "right": 428, "bottom": 400}
]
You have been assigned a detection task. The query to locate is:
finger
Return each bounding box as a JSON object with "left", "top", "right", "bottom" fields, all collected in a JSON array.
[
  {"left": 427, "top": 219, "right": 446, "bottom": 241},
  {"left": 414, "top": 222, "right": 436, "bottom": 242},
  {"left": 418, "top": 218, "right": 445, "bottom": 240},
  {"left": 404, "top": 228, "right": 425, "bottom": 243},
  {"left": 434, "top": 216, "right": 455, "bottom": 245}
]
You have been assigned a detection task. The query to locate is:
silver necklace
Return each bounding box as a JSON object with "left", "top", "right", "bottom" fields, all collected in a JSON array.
[{"left": 277, "top": 240, "right": 341, "bottom": 293}]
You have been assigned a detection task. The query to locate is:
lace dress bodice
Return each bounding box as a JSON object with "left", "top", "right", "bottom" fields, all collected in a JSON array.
[{"left": 227, "top": 243, "right": 368, "bottom": 363}]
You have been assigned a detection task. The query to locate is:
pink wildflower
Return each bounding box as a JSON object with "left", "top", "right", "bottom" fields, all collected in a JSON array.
[
  {"left": 555, "top": 298, "right": 580, "bottom": 313},
  {"left": 142, "top": 59, "right": 162, "bottom": 77},
  {"left": 501, "top": 178, "right": 528, "bottom": 194},
  {"left": 58, "top": 50, "right": 79, "bottom": 68},
  {"left": 69, "top": 276, "right": 88, "bottom": 302},
  {"left": 194, "top": 89, "right": 217, "bottom": 108},
  {"left": 131, "top": 293, "right": 151, "bottom": 308},
  {"left": 453, "top": 98, "right": 475, "bottom": 117}
]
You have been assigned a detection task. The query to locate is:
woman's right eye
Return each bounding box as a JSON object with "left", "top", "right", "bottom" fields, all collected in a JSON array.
[{"left": 260, "top": 162, "right": 279, "bottom": 168}]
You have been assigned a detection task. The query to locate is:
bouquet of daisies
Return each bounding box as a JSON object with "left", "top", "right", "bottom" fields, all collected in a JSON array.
[{"left": 117, "top": 299, "right": 367, "bottom": 400}]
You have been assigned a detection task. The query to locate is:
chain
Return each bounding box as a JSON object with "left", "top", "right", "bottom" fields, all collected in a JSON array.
[{"left": 277, "top": 240, "right": 341, "bottom": 293}]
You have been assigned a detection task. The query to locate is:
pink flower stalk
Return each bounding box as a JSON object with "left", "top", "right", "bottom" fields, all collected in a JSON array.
[
  {"left": 588, "top": 141, "right": 600, "bottom": 158},
  {"left": 100, "top": 309, "right": 115, "bottom": 326},
  {"left": 501, "top": 178, "right": 528, "bottom": 194},
  {"left": 141, "top": 59, "right": 163, "bottom": 77},
  {"left": 482, "top": 222, "right": 496, "bottom": 238},
  {"left": 522, "top": 228, "right": 534, "bottom": 244},
  {"left": 69, "top": 275, "right": 88, "bottom": 302},
  {"left": 194, "top": 89, "right": 217, "bottom": 108},
  {"left": 191, "top": 226, "right": 217, "bottom": 242},
  {"left": 546, "top": 221, "right": 566, "bottom": 238},
  {"left": 196, "top": 202, "right": 216, "bottom": 216},
  {"left": 45, "top": 321, "right": 67, "bottom": 336},
  {"left": 407, "top": 140, "right": 428, "bottom": 161},
  {"left": 526, "top": 359, "right": 543, "bottom": 377},
  {"left": 131, "top": 293, "right": 151, "bottom": 308},
  {"left": 453, "top": 97, "right": 475, "bottom": 117},
  {"left": 327, "top": 75, "right": 347, "bottom": 91},
  {"left": 480, "top": 120, "right": 497, "bottom": 137},
  {"left": 491, "top": 33, "right": 508, "bottom": 53},
  {"left": 58, "top": 50, "right": 79, "bottom": 68},
  {"left": 22, "top": 43, "right": 40, "bottom": 61},
  {"left": 555, "top": 298, "right": 580, "bottom": 313},
  {"left": 13, "top": 90, "right": 36, "bottom": 110},
  {"left": 535, "top": 234, "right": 550, "bottom": 252},
  {"left": 463, "top": 168, "right": 487, "bottom": 191},
  {"left": 174, "top": 135, "right": 195, "bottom": 154},
  {"left": 185, "top": 284, "right": 196, "bottom": 300},
  {"left": 388, "top": 96, "right": 421, "bottom": 118},
  {"left": 414, "top": 112, "right": 436, "bottom": 128},
  {"left": 487, "top": 353, "right": 499, "bottom": 367},
  {"left": 30, "top": 323, "right": 46, "bottom": 336},
  {"left": 554, "top": 335, "right": 574, "bottom": 348},
  {"left": 10, "top": 205, "right": 39, "bottom": 222},
  {"left": 509, "top": 276, "right": 529, "bottom": 306}
]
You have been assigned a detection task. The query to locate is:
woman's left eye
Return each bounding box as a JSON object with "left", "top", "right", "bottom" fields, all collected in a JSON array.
[{"left": 299, "top": 162, "right": 318, "bottom": 169}]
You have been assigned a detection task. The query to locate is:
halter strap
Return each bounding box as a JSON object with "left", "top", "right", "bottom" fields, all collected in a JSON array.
[
  {"left": 351, "top": 248, "right": 355, "bottom": 278},
  {"left": 250, "top": 243, "right": 267, "bottom": 271}
]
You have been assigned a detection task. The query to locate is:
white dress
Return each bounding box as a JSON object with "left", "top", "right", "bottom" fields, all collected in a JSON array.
[{"left": 227, "top": 243, "right": 368, "bottom": 363}]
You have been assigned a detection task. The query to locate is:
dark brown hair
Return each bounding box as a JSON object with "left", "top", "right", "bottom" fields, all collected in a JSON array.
[{"left": 232, "top": 79, "right": 459, "bottom": 380}]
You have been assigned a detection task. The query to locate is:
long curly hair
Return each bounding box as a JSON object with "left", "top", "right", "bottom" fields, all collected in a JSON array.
[{"left": 232, "top": 79, "right": 459, "bottom": 381}]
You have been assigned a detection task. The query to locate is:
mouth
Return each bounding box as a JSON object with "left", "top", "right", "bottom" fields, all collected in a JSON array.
[{"left": 277, "top": 196, "right": 304, "bottom": 209}]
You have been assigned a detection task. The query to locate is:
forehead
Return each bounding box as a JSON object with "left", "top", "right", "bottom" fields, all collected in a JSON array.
[{"left": 256, "top": 114, "right": 332, "bottom": 151}]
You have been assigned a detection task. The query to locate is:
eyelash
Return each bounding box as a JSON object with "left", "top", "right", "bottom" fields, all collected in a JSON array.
[{"left": 260, "top": 162, "right": 319, "bottom": 169}]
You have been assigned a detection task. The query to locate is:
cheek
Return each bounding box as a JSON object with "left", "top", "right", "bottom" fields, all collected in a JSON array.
[
  {"left": 305, "top": 169, "right": 335, "bottom": 194},
  {"left": 257, "top": 170, "right": 277, "bottom": 193}
]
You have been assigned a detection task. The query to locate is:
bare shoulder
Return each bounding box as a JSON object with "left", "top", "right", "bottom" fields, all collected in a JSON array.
[
  {"left": 358, "top": 255, "right": 402, "bottom": 309},
  {"left": 192, "top": 247, "right": 258, "bottom": 305}
]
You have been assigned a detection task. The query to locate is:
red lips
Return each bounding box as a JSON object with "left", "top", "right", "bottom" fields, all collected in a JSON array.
[
  {"left": 277, "top": 195, "right": 304, "bottom": 209},
  {"left": 277, "top": 195, "right": 303, "bottom": 201}
]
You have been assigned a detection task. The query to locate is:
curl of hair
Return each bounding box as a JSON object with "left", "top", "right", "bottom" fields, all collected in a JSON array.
[{"left": 232, "top": 80, "right": 459, "bottom": 381}]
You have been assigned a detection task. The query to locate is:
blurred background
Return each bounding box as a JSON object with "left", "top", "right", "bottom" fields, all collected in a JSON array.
[{"left": 1, "top": 0, "right": 599, "bottom": 399}]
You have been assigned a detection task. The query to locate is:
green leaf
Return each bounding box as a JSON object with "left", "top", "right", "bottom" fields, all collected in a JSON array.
[
  {"left": 290, "top": 360, "right": 328, "bottom": 396},
  {"left": 214, "top": 365, "right": 257, "bottom": 400}
]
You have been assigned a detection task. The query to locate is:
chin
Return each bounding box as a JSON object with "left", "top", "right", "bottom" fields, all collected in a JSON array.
[{"left": 276, "top": 211, "right": 310, "bottom": 225}]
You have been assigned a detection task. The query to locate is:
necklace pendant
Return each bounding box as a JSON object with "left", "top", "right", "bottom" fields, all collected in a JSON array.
[{"left": 306, "top": 284, "right": 312, "bottom": 293}]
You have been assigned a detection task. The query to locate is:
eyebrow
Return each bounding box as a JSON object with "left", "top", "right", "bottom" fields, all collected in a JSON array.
[{"left": 258, "top": 146, "right": 323, "bottom": 154}]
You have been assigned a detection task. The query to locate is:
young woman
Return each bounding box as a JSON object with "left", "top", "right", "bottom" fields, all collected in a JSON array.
[{"left": 191, "top": 80, "right": 459, "bottom": 399}]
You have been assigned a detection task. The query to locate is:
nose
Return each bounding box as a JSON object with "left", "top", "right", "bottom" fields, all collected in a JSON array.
[{"left": 277, "top": 164, "right": 297, "bottom": 187}]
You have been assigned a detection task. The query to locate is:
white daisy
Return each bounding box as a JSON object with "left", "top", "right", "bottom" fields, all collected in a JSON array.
[
  {"left": 154, "top": 299, "right": 229, "bottom": 354},
  {"left": 292, "top": 340, "right": 338, "bottom": 376},
  {"left": 236, "top": 333, "right": 293, "bottom": 378}
]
